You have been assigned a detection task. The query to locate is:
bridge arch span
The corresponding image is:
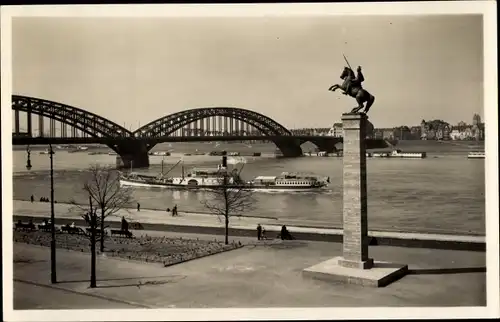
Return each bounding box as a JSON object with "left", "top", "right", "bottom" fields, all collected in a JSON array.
[
  {"left": 298, "top": 137, "right": 342, "bottom": 154},
  {"left": 12, "top": 95, "right": 132, "bottom": 138},
  {"left": 133, "top": 107, "right": 292, "bottom": 138}
]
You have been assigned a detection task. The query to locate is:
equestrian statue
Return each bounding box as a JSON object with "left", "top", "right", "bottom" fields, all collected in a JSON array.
[{"left": 328, "top": 56, "right": 375, "bottom": 114}]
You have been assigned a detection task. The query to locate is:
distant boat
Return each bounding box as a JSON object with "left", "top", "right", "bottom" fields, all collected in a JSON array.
[
  {"left": 467, "top": 151, "right": 485, "bottom": 159},
  {"left": 369, "top": 149, "right": 426, "bottom": 159},
  {"left": 68, "top": 146, "right": 89, "bottom": 153},
  {"left": 149, "top": 151, "right": 171, "bottom": 156}
]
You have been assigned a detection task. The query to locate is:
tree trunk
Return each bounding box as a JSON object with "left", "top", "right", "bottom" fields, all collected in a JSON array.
[
  {"left": 89, "top": 198, "right": 97, "bottom": 288},
  {"left": 100, "top": 206, "right": 105, "bottom": 252},
  {"left": 225, "top": 214, "right": 229, "bottom": 245}
]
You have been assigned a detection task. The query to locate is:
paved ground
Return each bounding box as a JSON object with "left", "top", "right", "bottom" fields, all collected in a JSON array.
[
  {"left": 14, "top": 281, "right": 138, "bottom": 309},
  {"left": 12, "top": 236, "right": 486, "bottom": 309},
  {"left": 12, "top": 200, "right": 485, "bottom": 243}
]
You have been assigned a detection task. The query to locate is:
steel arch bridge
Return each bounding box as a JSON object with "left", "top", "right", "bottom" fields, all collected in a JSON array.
[
  {"left": 12, "top": 95, "right": 132, "bottom": 138},
  {"left": 13, "top": 95, "right": 376, "bottom": 168},
  {"left": 133, "top": 107, "right": 293, "bottom": 138}
]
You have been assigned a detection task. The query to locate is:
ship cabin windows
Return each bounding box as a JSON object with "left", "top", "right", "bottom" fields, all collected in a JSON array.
[{"left": 275, "top": 180, "right": 311, "bottom": 185}]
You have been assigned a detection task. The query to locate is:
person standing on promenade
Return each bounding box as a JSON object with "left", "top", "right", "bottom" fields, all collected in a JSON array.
[
  {"left": 257, "top": 224, "right": 262, "bottom": 240},
  {"left": 137, "top": 202, "right": 141, "bottom": 212},
  {"left": 30, "top": 195, "right": 34, "bottom": 203},
  {"left": 121, "top": 216, "right": 129, "bottom": 232},
  {"left": 172, "top": 205, "right": 178, "bottom": 216}
]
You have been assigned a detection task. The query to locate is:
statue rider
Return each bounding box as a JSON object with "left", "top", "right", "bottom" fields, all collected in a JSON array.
[
  {"left": 329, "top": 61, "right": 375, "bottom": 114},
  {"left": 343, "top": 66, "right": 368, "bottom": 113},
  {"left": 344, "top": 66, "right": 364, "bottom": 96}
]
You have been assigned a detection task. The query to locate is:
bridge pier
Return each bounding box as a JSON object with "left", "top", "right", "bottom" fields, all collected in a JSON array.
[
  {"left": 309, "top": 137, "right": 341, "bottom": 153},
  {"left": 114, "top": 140, "right": 150, "bottom": 169},
  {"left": 273, "top": 138, "right": 304, "bottom": 157}
]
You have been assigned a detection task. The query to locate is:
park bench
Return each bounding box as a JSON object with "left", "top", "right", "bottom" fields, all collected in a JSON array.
[
  {"left": 129, "top": 222, "right": 144, "bottom": 230},
  {"left": 37, "top": 224, "right": 52, "bottom": 232},
  {"left": 61, "top": 225, "right": 84, "bottom": 234},
  {"left": 15, "top": 222, "right": 36, "bottom": 232},
  {"left": 110, "top": 229, "right": 134, "bottom": 238},
  {"left": 85, "top": 227, "right": 108, "bottom": 236},
  {"left": 276, "top": 232, "right": 296, "bottom": 240},
  {"left": 260, "top": 234, "right": 272, "bottom": 240}
]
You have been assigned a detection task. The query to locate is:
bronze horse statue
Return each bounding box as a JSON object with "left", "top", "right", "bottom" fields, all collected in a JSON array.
[{"left": 329, "top": 66, "right": 375, "bottom": 114}]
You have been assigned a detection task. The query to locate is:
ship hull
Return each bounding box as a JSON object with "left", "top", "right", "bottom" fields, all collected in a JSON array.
[{"left": 119, "top": 178, "right": 327, "bottom": 192}]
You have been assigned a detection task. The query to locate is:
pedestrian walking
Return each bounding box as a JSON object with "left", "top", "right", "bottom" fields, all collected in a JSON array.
[
  {"left": 137, "top": 202, "right": 141, "bottom": 212},
  {"left": 172, "top": 205, "right": 178, "bottom": 216},
  {"left": 30, "top": 195, "right": 34, "bottom": 203},
  {"left": 257, "top": 224, "right": 262, "bottom": 240}
]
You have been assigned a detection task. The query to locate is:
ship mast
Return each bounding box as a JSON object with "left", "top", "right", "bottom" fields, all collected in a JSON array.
[{"left": 163, "top": 159, "right": 182, "bottom": 177}]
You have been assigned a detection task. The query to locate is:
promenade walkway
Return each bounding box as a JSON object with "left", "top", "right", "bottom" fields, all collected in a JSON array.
[
  {"left": 12, "top": 239, "right": 486, "bottom": 309},
  {"left": 12, "top": 201, "right": 485, "bottom": 250}
]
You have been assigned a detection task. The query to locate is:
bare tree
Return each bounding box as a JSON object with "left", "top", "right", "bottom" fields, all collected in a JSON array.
[
  {"left": 201, "top": 166, "right": 256, "bottom": 245},
  {"left": 73, "top": 164, "right": 134, "bottom": 252}
]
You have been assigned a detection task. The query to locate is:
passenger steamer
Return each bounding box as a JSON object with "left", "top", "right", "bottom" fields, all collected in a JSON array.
[
  {"left": 119, "top": 157, "right": 329, "bottom": 192},
  {"left": 368, "top": 149, "right": 427, "bottom": 159}
]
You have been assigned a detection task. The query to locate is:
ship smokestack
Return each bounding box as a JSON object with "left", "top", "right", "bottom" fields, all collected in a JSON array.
[{"left": 222, "top": 151, "right": 227, "bottom": 168}]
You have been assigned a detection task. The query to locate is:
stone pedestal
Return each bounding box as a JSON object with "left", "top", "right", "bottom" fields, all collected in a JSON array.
[{"left": 303, "top": 113, "right": 408, "bottom": 287}]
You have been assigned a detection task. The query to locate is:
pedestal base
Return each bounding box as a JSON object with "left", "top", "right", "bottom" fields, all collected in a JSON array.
[
  {"left": 303, "top": 256, "right": 408, "bottom": 287},
  {"left": 338, "top": 257, "right": 374, "bottom": 269}
]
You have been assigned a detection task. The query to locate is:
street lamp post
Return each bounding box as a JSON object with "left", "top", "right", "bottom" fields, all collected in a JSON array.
[{"left": 25, "top": 144, "right": 57, "bottom": 284}]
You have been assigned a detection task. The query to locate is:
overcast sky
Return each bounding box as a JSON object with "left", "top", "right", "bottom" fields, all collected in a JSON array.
[{"left": 12, "top": 15, "right": 483, "bottom": 129}]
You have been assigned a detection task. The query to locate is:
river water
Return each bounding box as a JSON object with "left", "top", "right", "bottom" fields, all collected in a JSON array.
[{"left": 12, "top": 141, "right": 485, "bottom": 235}]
